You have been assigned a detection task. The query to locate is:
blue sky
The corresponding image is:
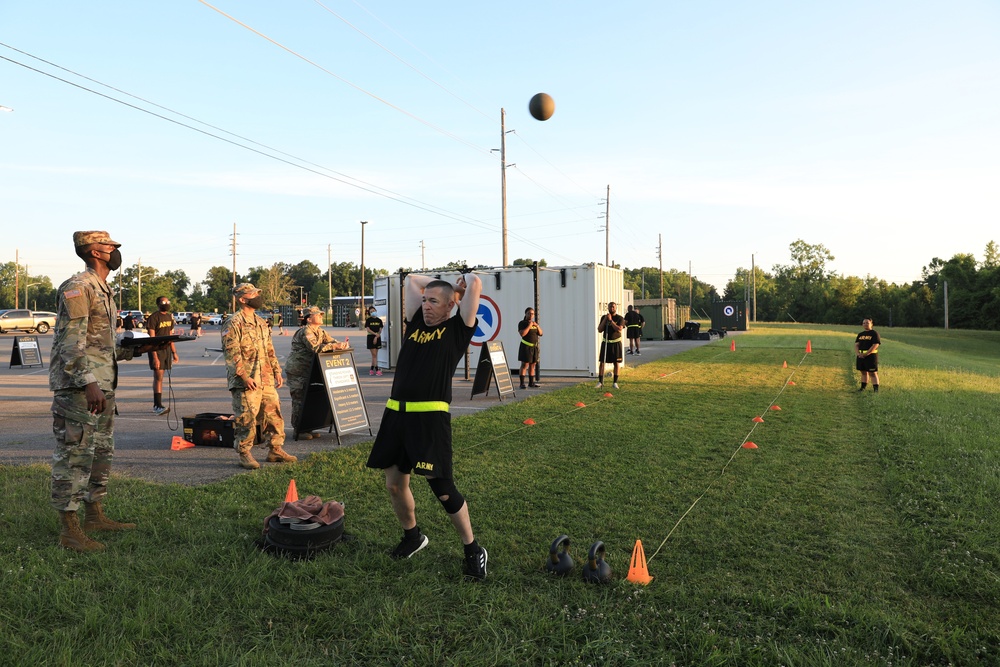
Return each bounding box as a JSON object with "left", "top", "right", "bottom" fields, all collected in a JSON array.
[{"left": 2, "top": 1, "right": 999, "bottom": 293}]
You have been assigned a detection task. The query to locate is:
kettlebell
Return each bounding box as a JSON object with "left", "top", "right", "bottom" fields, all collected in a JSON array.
[
  {"left": 545, "top": 534, "right": 574, "bottom": 576},
  {"left": 581, "top": 540, "right": 612, "bottom": 584}
]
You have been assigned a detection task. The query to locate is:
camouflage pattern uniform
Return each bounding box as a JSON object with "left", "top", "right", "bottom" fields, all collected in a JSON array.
[
  {"left": 223, "top": 303, "right": 285, "bottom": 454},
  {"left": 285, "top": 315, "right": 341, "bottom": 430},
  {"left": 49, "top": 244, "right": 135, "bottom": 512}
]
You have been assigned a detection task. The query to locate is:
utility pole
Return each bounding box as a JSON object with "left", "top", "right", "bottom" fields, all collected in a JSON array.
[
  {"left": 499, "top": 109, "right": 511, "bottom": 267},
  {"left": 598, "top": 188, "right": 610, "bottom": 266},
  {"left": 420, "top": 240, "right": 426, "bottom": 271},
  {"left": 14, "top": 248, "right": 18, "bottom": 308},
  {"left": 688, "top": 260, "right": 693, "bottom": 309},
  {"left": 751, "top": 253, "right": 757, "bottom": 324},
  {"left": 658, "top": 234, "right": 664, "bottom": 312},
  {"left": 327, "top": 244, "right": 332, "bottom": 323},
  {"left": 137, "top": 258, "right": 143, "bottom": 313},
  {"left": 360, "top": 220, "right": 368, "bottom": 329},
  {"left": 230, "top": 223, "right": 238, "bottom": 314}
]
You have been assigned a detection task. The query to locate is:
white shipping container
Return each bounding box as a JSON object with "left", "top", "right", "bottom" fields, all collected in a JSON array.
[{"left": 374, "top": 264, "right": 626, "bottom": 377}]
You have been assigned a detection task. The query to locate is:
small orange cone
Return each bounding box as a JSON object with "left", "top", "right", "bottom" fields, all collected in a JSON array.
[
  {"left": 626, "top": 539, "right": 654, "bottom": 585},
  {"left": 788, "top": 380, "right": 796, "bottom": 385},
  {"left": 806, "top": 340, "right": 812, "bottom": 353},
  {"left": 752, "top": 416, "right": 764, "bottom": 423},
  {"left": 575, "top": 402, "right": 587, "bottom": 408},
  {"left": 603, "top": 392, "right": 614, "bottom": 398},
  {"left": 782, "top": 360, "right": 788, "bottom": 368},
  {"left": 770, "top": 405, "right": 782, "bottom": 411},
  {"left": 170, "top": 435, "right": 195, "bottom": 450},
  {"left": 742, "top": 442, "right": 758, "bottom": 449},
  {"left": 284, "top": 479, "right": 298, "bottom": 503},
  {"left": 523, "top": 418, "right": 536, "bottom": 426},
  {"left": 730, "top": 339, "right": 736, "bottom": 351}
]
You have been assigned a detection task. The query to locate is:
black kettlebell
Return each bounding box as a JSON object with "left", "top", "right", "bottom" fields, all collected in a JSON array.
[
  {"left": 581, "top": 540, "right": 612, "bottom": 584},
  {"left": 545, "top": 534, "right": 574, "bottom": 576}
]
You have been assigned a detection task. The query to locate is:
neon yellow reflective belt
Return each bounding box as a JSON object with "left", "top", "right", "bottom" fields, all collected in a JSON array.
[
  {"left": 605, "top": 337, "right": 622, "bottom": 343},
  {"left": 627, "top": 324, "right": 641, "bottom": 329},
  {"left": 521, "top": 338, "right": 535, "bottom": 347},
  {"left": 386, "top": 399, "right": 450, "bottom": 413}
]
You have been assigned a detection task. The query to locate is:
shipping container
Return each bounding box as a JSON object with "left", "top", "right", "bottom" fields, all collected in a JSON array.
[{"left": 373, "top": 264, "right": 627, "bottom": 377}]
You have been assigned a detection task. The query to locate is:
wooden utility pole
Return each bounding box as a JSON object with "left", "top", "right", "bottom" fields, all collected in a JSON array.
[
  {"left": 360, "top": 220, "right": 368, "bottom": 328},
  {"left": 605, "top": 185, "right": 611, "bottom": 266},
  {"left": 230, "top": 223, "right": 237, "bottom": 314},
  {"left": 500, "top": 108, "right": 509, "bottom": 268},
  {"left": 658, "top": 234, "right": 664, "bottom": 311},
  {"left": 14, "top": 248, "right": 18, "bottom": 309}
]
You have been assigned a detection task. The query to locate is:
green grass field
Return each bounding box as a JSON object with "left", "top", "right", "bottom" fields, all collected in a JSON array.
[{"left": 2, "top": 324, "right": 998, "bottom": 666}]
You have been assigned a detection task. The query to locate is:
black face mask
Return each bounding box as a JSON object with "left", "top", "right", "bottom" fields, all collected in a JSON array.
[
  {"left": 103, "top": 248, "right": 123, "bottom": 271},
  {"left": 158, "top": 303, "right": 170, "bottom": 312},
  {"left": 245, "top": 295, "right": 264, "bottom": 310}
]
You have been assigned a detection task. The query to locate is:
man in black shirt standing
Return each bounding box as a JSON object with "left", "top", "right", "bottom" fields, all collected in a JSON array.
[
  {"left": 854, "top": 318, "right": 881, "bottom": 392},
  {"left": 366, "top": 272, "right": 488, "bottom": 580},
  {"left": 598, "top": 302, "right": 625, "bottom": 389},
  {"left": 517, "top": 307, "right": 543, "bottom": 389},
  {"left": 623, "top": 304, "right": 644, "bottom": 356},
  {"left": 146, "top": 296, "right": 178, "bottom": 415}
]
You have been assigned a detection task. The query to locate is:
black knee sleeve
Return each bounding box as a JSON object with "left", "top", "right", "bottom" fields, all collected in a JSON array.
[{"left": 427, "top": 477, "right": 465, "bottom": 514}]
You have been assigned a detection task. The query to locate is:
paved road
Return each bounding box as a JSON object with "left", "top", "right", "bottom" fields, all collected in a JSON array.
[{"left": 0, "top": 326, "right": 714, "bottom": 485}]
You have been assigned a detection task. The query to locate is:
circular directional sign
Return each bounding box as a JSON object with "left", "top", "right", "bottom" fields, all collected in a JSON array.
[
  {"left": 723, "top": 305, "right": 735, "bottom": 317},
  {"left": 471, "top": 295, "right": 502, "bottom": 346}
]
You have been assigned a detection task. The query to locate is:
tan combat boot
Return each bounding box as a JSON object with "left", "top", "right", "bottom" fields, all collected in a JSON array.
[
  {"left": 267, "top": 446, "right": 297, "bottom": 463},
  {"left": 239, "top": 449, "right": 260, "bottom": 470},
  {"left": 84, "top": 501, "right": 136, "bottom": 532},
  {"left": 59, "top": 511, "right": 105, "bottom": 552}
]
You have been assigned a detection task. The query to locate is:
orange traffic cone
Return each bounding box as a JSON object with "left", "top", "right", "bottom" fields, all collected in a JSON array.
[
  {"left": 770, "top": 405, "right": 782, "bottom": 411},
  {"left": 575, "top": 402, "right": 587, "bottom": 408},
  {"left": 523, "top": 418, "right": 536, "bottom": 426},
  {"left": 806, "top": 340, "right": 812, "bottom": 353},
  {"left": 742, "top": 442, "right": 758, "bottom": 449},
  {"left": 730, "top": 339, "right": 736, "bottom": 351},
  {"left": 626, "top": 539, "right": 654, "bottom": 585},
  {"left": 782, "top": 360, "right": 787, "bottom": 368},
  {"left": 284, "top": 479, "right": 298, "bottom": 503},
  {"left": 752, "top": 416, "right": 764, "bottom": 423},
  {"left": 170, "top": 435, "right": 195, "bottom": 450}
]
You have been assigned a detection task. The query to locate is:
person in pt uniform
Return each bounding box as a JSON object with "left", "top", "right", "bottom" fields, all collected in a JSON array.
[
  {"left": 517, "top": 307, "right": 543, "bottom": 389},
  {"left": 49, "top": 230, "right": 156, "bottom": 552},
  {"left": 854, "top": 318, "right": 881, "bottom": 392},
  {"left": 597, "top": 302, "right": 625, "bottom": 389}
]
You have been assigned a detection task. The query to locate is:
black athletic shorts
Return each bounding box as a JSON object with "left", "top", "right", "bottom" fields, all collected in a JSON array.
[
  {"left": 856, "top": 354, "right": 878, "bottom": 372},
  {"left": 518, "top": 343, "right": 540, "bottom": 364},
  {"left": 599, "top": 340, "right": 623, "bottom": 363},
  {"left": 367, "top": 408, "right": 452, "bottom": 478},
  {"left": 366, "top": 334, "right": 382, "bottom": 350},
  {"left": 147, "top": 348, "right": 172, "bottom": 370}
]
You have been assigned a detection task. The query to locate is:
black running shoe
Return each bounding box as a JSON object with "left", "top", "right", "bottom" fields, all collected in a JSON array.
[
  {"left": 463, "top": 546, "right": 488, "bottom": 581},
  {"left": 389, "top": 532, "right": 429, "bottom": 560}
]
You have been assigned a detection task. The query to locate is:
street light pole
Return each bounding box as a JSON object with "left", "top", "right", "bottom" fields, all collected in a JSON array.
[{"left": 360, "top": 220, "right": 368, "bottom": 329}]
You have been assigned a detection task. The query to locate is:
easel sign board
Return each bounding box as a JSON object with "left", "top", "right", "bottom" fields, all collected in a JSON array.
[
  {"left": 471, "top": 340, "right": 516, "bottom": 400},
  {"left": 10, "top": 335, "right": 43, "bottom": 368},
  {"left": 318, "top": 350, "right": 372, "bottom": 437}
]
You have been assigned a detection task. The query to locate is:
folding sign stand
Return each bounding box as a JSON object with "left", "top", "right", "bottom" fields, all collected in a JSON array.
[
  {"left": 471, "top": 340, "right": 516, "bottom": 401},
  {"left": 295, "top": 348, "right": 372, "bottom": 444},
  {"left": 9, "top": 335, "right": 43, "bottom": 368}
]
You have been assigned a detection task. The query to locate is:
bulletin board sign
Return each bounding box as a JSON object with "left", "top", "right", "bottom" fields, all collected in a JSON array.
[
  {"left": 10, "top": 336, "right": 43, "bottom": 368},
  {"left": 296, "top": 349, "right": 372, "bottom": 444},
  {"left": 471, "top": 340, "right": 516, "bottom": 400}
]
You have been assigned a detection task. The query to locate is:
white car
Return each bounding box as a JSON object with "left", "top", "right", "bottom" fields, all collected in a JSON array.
[
  {"left": 173, "top": 311, "right": 192, "bottom": 325},
  {"left": 206, "top": 314, "right": 226, "bottom": 326}
]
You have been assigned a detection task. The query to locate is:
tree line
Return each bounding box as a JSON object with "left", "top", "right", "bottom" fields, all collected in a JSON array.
[{"left": 2, "top": 241, "right": 998, "bottom": 329}]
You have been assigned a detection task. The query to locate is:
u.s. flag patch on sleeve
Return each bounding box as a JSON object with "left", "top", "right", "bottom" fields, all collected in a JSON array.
[{"left": 65, "top": 289, "right": 83, "bottom": 299}]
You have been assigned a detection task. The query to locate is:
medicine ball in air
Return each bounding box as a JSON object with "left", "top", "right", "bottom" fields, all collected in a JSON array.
[{"left": 528, "top": 93, "right": 555, "bottom": 121}]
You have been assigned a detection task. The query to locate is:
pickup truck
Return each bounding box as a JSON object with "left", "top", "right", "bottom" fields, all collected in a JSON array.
[{"left": 0, "top": 309, "right": 57, "bottom": 334}]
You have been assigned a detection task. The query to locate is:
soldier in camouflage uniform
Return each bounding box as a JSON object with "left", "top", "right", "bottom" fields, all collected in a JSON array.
[
  {"left": 223, "top": 283, "right": 296, "bottom": 470},
  {"left": 50, "top": 231, "right": 152, "bottom": 552},
  {"left": 285, "top": 305, "right": 348, "bottom": 440}
]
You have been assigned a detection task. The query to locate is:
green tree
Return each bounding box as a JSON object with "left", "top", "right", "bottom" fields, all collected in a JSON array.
[
  {"left": 255, "top": 263, "right": 296, "bottom": 307},
  {"left": 202, "top": 266, "right": 237, "bottom": 313}
]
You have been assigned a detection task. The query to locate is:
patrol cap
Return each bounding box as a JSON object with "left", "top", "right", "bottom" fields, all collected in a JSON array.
[
  {"left": 303, "top": 306, "right": 323, "bottom": 317},
  {"left": 73, "top": 231, "right": 121, "bottom": 248},
  {"left": 233, "top": 282, "right": 261, "bottom": 298}
]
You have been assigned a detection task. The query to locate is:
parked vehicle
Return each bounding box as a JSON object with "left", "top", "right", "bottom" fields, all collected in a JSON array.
[
  {"left": 0, "top": 309, "right": 57, "bottom": 334},
  {"left": 174, "top": 311, "right": 193, "bottom": 325},
  {"left": 119, "top": 310, "right": 144, "bottom": 327},
  {"left": 205, "top": 313, "right": 226, "bottom": 326}
]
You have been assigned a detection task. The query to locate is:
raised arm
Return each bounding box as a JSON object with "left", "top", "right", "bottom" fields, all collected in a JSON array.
[
  {"left": 405, "top": 274, "right": 434, "bottom": 320},
  {"left": 456, "top": 273, "right": 482, "bottom": 329}
]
